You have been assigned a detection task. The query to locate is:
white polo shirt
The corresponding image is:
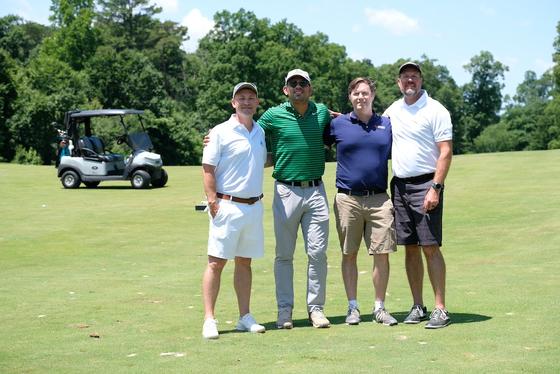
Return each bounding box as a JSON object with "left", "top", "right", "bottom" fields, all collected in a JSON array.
[
  {"left": 202, "top": 114, "right": 267, "bottom": 198},
  {"left": 384, "top": 90, "right": 452, "bottom": 178}
]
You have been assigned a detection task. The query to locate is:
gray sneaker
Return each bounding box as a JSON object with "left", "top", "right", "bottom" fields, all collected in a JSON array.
[
  {"left": 345, "top": 308, "right": 361, "bottom": 325},
  {"left": 309, "top": 307, "right": 330, "bottom": 328},
  {"left": 404, "top": 304, "right": 428, "bottom": 324},
  {"left": 374, "top": 308, "right": 398, "bottom": 326},
  {"left": 276, "top": 307, "right": 293, "bottom": 329},
  {"left": 425, "top": 308, "right": 451, "bottom": 329}
]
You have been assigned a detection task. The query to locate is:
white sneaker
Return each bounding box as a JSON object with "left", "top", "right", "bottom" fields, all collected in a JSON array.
[
  {"left": 236, "top": 313, "right": 265, "bottom": 333},
  {"left": 202, "top": 318, "right": 219, "bottom": 339},
  {"left": 309, "top": 308, "right": 330, "bottom": 328}
]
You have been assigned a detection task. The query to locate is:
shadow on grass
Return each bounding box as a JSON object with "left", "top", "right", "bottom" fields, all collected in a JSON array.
[
  {"left": 327, "top": 311, "right": 491, "bottom": 326},
  {"left": 217, "top": 312, "right": 492, "bottom": 334}
]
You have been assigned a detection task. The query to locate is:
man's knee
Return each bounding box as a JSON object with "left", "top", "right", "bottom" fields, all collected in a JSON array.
[
  {"left": 234, "top": 256, "right": 252, "bottom": 268},
  {"left": 373, "top": 253, "right": 389, "bottom": 266},
  {"left": 207, "top": 256, "right": 227, "bottom": 272},
  {"left": 421, "top": 245, "right": 442, "bottom": 259}
]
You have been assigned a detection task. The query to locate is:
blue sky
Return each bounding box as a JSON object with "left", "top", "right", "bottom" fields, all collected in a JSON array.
[{"left": 2, "top": 0, "right": 558, "bottom": 97}]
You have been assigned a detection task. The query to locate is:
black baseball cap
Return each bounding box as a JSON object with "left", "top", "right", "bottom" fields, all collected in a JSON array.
[{"left": 398, "top": 61, "right": 422, "bottom": 75}]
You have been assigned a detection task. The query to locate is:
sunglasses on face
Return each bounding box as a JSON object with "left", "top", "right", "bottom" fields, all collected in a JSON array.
[{"left": 287, "top": 80, "right": 310, "bottom": 88}]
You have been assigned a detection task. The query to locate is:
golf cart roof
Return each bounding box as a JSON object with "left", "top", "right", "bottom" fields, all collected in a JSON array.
[{"left": 69, "top": 109, "right": 144, "bottom": 118}]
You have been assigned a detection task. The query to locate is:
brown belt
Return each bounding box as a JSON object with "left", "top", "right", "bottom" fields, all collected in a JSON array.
[{"left": 216, "top": 192, "right": 263, "bottom": 205}]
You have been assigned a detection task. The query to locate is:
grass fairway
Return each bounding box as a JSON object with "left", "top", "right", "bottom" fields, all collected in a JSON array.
[{"left": 1, "top": 150, "right": 559, "bottom": 373}]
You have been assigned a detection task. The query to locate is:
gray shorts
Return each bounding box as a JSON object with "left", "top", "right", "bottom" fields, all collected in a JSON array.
[{"left": 390, "top": 175, "right": 443, "bottom": 246}]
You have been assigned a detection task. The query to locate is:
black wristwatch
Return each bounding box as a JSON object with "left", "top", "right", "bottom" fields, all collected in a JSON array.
[{"left": 431, "top": 182, "right": 443, "bottom": 191}]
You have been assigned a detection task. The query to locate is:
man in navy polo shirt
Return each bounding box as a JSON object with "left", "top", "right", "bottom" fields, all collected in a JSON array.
[{"left": 324, "top": 77, "right": 398, "bottom": 326}]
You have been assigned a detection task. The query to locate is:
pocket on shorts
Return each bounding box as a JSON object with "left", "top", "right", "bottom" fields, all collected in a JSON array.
[{"left": 210, "top": 203, "right": 227, "bottom": 223}]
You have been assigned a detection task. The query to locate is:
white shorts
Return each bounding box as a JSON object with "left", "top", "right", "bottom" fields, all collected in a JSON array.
[{"left": 207, "top": 199, "right": 264, "bottom": 260}]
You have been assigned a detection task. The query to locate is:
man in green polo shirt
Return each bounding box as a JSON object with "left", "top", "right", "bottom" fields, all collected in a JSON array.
[{"left": 258, "top": 69, "right": 332, "bottom": 329}]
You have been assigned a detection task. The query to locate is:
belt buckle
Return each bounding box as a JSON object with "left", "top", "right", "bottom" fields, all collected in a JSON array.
[{"left": 301, "top": 181, "right": 310, "bottom": 188}]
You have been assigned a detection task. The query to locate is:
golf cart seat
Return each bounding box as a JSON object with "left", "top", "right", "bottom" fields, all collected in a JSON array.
[{"left": 79, "top": 136, "right": 124, "bottom": 162}]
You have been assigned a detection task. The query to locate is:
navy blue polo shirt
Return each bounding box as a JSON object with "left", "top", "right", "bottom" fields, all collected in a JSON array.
[{"left": 324, "top": 112, "right": 392, "bottom": 191}]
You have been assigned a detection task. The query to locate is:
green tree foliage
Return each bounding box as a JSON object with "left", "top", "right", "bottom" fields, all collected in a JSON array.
[
  {"left": 0, "top": 15, "right": 51, "bottom": 63},
  {"left": 1, "top": 7, "right": 558, "bottom": 165},
  {"left": 462, "top": 51, "right": 508, "bottom": 144},
  {"left": 12, "top": 145, "right": 43, "bottom": 164},
  {"left": 8, "top": 53, "right": 89, "bottom": 163},
  {"left": 0, "top": 50, "right": 17, "bottom": 161},
  {"left": 96, "top": 0, "right": 162, "bottom": 50},
  {"left": 553, "top": 21, "right": 560, "bottom": 92},
  {"left": 545, "top": 21, "right": 560, "bottom": 149},
  {"left": 497, "top": 21, "right": 560, "bottom": 152},
  {"left": 195, "top": 9, "right": 356, "bottom": 130},
  {"left": 44, "top": 0, "right": 98, "bottom": 70},
  {"left": 499, "top": 71, "right": 554, "bottom": 151},
  {"left": 144, "top": 20, "right": 189, "bottom": 100},
  {"left": 85, "top": 47, "right": 166, "bottom": 113},
  {"left": 472, "top": 122, "right": 521, "bottom": 153}
]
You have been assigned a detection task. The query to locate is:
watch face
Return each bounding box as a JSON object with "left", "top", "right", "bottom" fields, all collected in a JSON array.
[{"left": 432, "top": 182, "right": 442, "bottom": 190}]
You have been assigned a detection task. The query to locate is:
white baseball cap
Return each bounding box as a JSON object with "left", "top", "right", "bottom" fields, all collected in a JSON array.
[
  {"left": 232, "top": 82, "right": 258, "bottom": 98},
  {"left": 285, "top": 69, "right": 311, "bottom": 84}
]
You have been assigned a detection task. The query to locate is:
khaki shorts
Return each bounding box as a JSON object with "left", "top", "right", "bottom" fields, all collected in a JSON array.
[{"left": 334, "top": 192, "right": 396, "bottom": 255}]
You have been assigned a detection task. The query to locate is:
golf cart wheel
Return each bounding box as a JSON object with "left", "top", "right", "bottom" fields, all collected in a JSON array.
[
  {"left": 131, "top": 170, "right": 151, "bottom": 189},
  {"left": 152, "top": 168, "right": 168, "bottom": 188},
  {"left": 61, "top": 170, "right": 81, "bottom": 189},
  {"left": 84, "top": 181, "right": 100, "bottom": 188}
]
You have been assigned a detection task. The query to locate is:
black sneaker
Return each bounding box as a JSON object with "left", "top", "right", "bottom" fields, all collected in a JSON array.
[
  {"left": 403, "top": 304, "right": 428, "bottom": 324},
  {"left": 425, "top": 308, "right": 451, "bottom": 329}
]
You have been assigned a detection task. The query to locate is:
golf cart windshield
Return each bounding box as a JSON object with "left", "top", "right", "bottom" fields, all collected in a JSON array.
[{"left": 128, "top": 132, "right": 154, "bottom": 151}]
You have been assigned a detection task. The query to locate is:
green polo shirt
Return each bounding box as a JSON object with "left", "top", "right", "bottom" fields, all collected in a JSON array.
[{"left": 258, "top": 101, "right": 331, "bottom": 181}]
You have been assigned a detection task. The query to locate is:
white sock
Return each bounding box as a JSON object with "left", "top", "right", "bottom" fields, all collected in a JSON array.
[
  {"left": 348, "top": 299, "right": 359, "bottom": 310},
  {"left": 374, "top": 300, "right": 384, "bottom": 312}
]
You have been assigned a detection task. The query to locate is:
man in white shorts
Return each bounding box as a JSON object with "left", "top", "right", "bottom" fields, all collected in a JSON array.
[{"left": 201, "top": 82, "right": 268, "bottom": 339}]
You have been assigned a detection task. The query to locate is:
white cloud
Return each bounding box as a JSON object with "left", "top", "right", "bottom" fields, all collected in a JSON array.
[
  {"left": 180, "top": 8, "right": 214, "bottom": 52},
  {"left": 364, "top": 8, "right": 419, "bottom": 36}
]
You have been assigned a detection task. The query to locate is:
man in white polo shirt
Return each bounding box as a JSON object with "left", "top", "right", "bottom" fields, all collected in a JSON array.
[
  {"left": 201, "top": 82, "right": 268, "bottom": 339},
  {"left": 385, "top": 62, "right": 453, "bottom": 329}
]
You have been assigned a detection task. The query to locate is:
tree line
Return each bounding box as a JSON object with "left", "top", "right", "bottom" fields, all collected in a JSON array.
[{"left": 1, "top": 1, "right": 559, "bottom": 165}]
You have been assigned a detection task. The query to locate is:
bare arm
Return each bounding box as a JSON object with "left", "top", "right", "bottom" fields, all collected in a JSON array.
[
  {"left": 265, "top": 152, "right": 274, "bottom": 168},
  {"left": 423, "top": 140, "right": 453, "bottom": 212},
  {"left": 202, "top": 163, "right": 219, "bottom": 217}
]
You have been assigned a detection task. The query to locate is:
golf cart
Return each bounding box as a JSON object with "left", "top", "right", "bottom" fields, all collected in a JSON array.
[{"left": 55, "top": 109, "right": 168, "bottom": 189}]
